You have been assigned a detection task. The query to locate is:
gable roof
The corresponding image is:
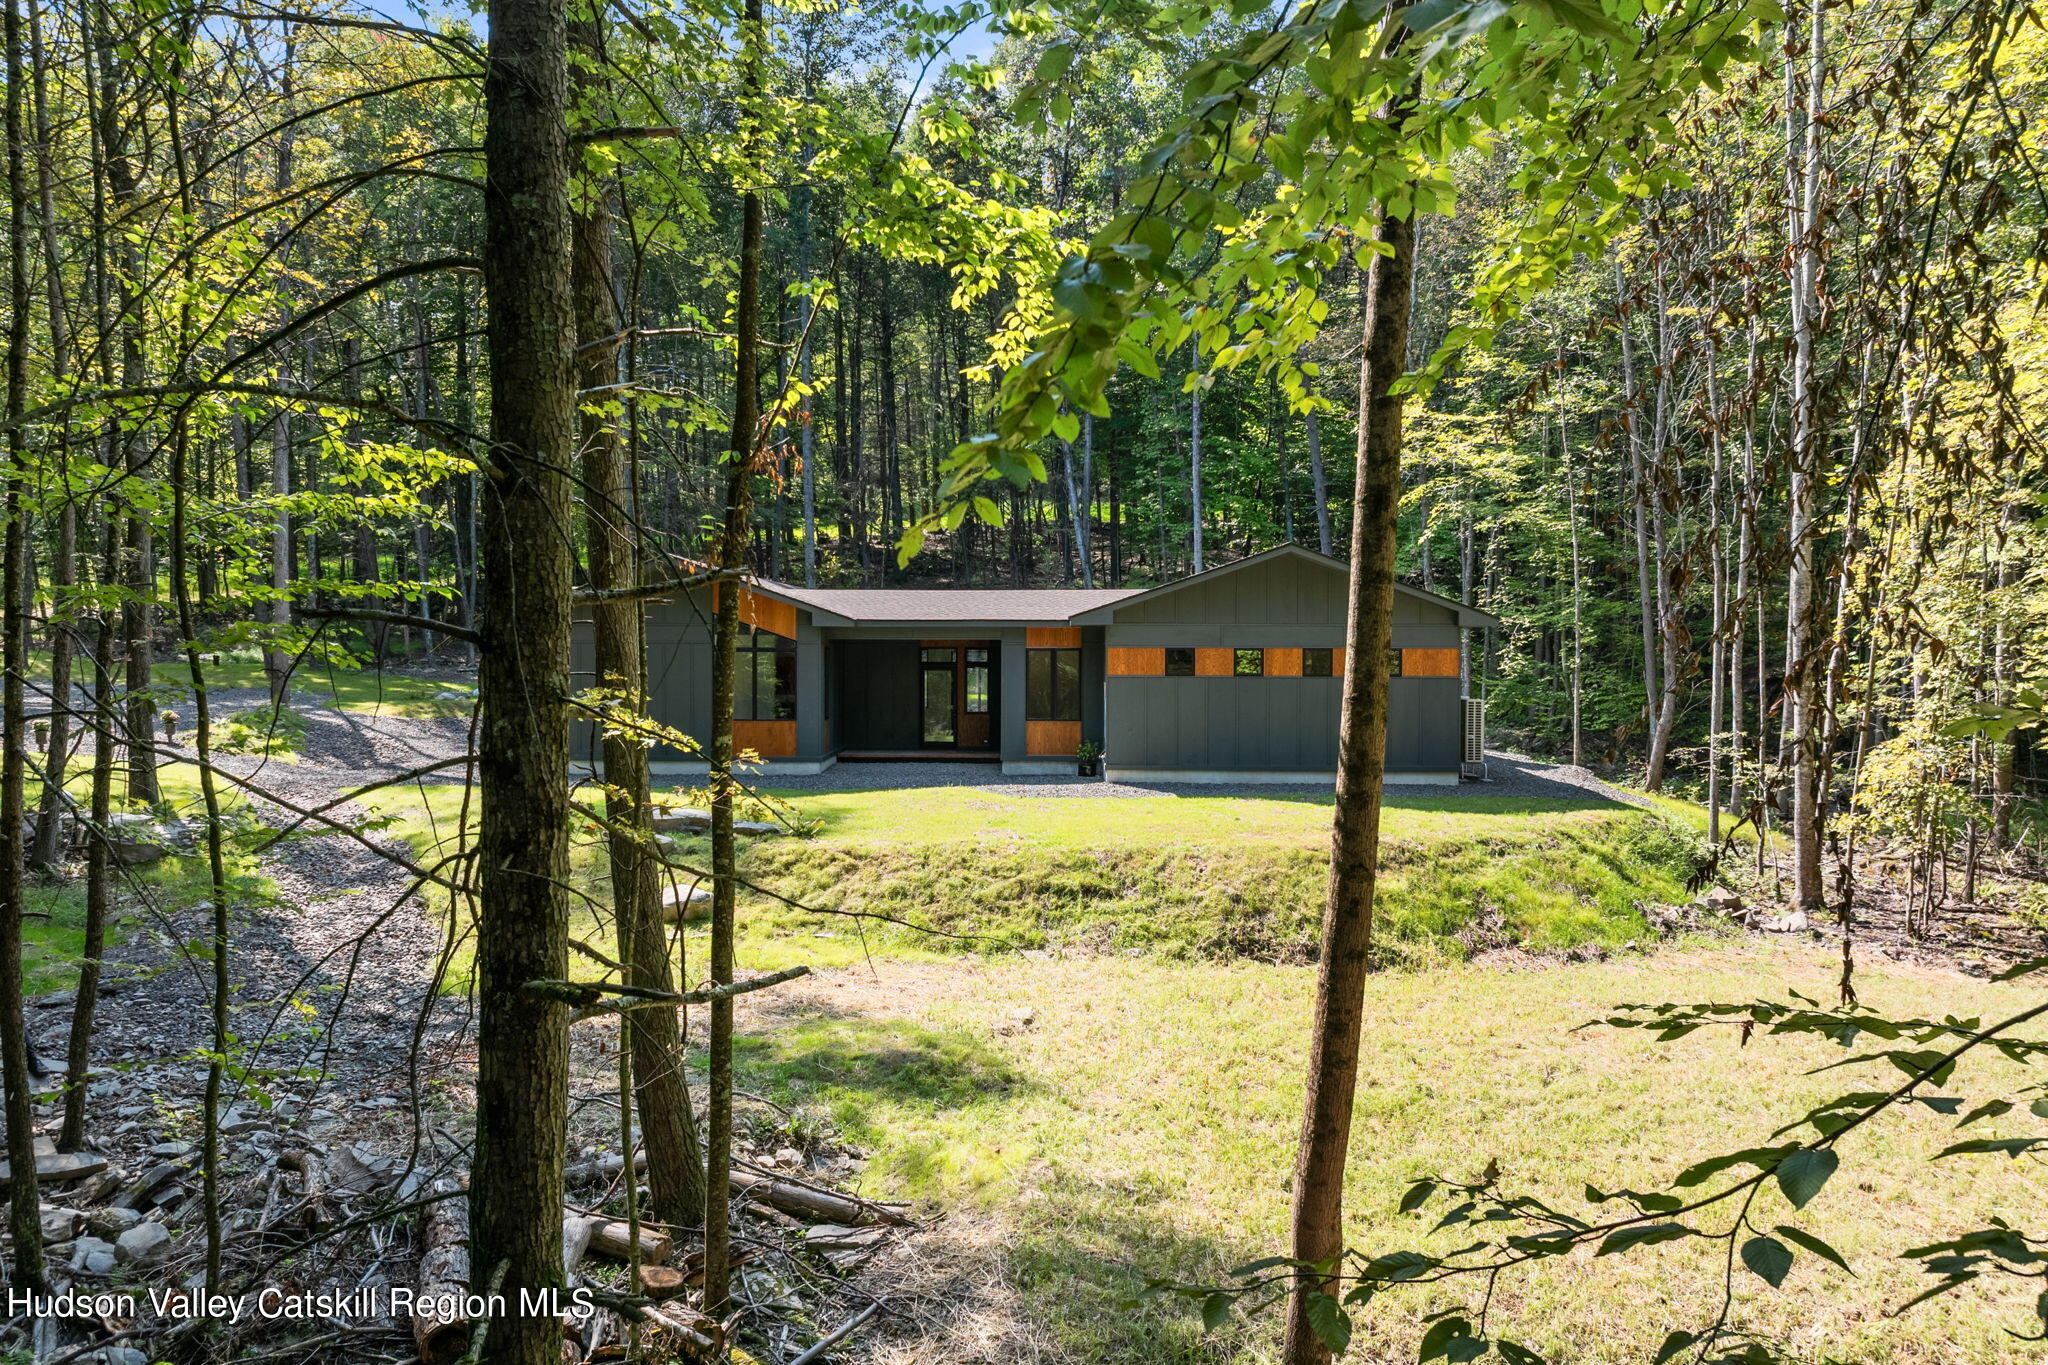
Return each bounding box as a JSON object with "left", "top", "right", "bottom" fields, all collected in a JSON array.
[
  {"left": 740, "top": 543, "right": 1501, "bottom": 629},
  {"left": 749, "top": 581, "right": 1140, "bottom": 626},
  {"left": 1067, "top": 543, "right": 1503, "bottom": 628}
]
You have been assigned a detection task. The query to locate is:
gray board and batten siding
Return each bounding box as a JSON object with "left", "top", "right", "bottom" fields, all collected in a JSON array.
[{"left": 1068, "top": 545, "right": 1487, "bottom": 783}]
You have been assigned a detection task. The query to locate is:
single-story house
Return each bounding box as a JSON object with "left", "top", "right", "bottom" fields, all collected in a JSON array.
[{"left": 571, "top": 543, "right": 1500, "bottom": 784}]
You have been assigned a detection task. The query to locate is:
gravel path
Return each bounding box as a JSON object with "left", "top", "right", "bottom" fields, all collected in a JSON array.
[{"left": 24, "top": 689, "right": 476, "bottom": 1112}]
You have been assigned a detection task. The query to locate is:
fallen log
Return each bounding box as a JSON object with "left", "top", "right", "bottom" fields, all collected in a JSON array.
[
  {"left": 565, "top": 1151, "right": 910, "bottom": 1227},
  {"left": 730, "top": 1169, "right": 911, "bottom": 1227},
  {"left": 585, "top": 1217, "right": 673, "bottom": 1266},
  {"left": 412, "top": 1190, "right": 471, "bottom": 1365}
]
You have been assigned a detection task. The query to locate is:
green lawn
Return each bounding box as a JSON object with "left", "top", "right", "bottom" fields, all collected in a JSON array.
[
  {"left": 735, "top": 944, "right": 2042, "bottom": 1364},
  {"left": 352, "top": 776, "right": 1712, "bottom": 990}
]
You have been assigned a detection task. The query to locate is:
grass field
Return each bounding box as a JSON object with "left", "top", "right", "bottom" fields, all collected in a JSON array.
[
  {"left": 735, "top": 944, "right": 2042, "bottom": 1365},
  {"left": 353, "top": 777, "right": 1711, "bottom": 987}
]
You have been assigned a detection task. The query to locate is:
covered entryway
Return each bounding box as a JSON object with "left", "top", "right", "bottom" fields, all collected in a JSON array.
[{"left": 833, "top": 639, "right": 998, "bottom": 759}]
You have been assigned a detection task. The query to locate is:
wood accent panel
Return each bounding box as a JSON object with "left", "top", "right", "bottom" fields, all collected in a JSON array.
[
  {"left": 1026, "top": 720, "right": 1082, "bottom": 756},
  {"left": 1025, "top": 627, "right": 1082, "bottom": 648},
  {"left": 1265, "top": 647, "right": 1303, "bottom": 677},
  {"left": 740, "top": 590, "right": 797, "bottom": 639},
  {"left": 1332, "top": 647, "right": 1346, "bottom": 677},
  {"left": 733, "top": 720, "right": 797, "bottom": 758},
  {"left": 711, "top": 581, "right": 798, "bottom": 639},
  {"left": 1107, "top": 647, "right": 1164, "bottom": 676},
  {"left": 1402, "top": 647, "right": 1460, "bottom": 678},
  {"left": 1194, "top": 647, "right": 1234, "bottom": 677}
]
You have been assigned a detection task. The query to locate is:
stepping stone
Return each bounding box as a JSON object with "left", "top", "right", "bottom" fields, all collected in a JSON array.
[{"left": 660, "top": 885, "right": 712, "bottom": 923}]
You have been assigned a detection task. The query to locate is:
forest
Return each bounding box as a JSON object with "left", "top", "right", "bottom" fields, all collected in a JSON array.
[{"left": 0, "top": 0, "right": 2045, "bottom": 1361}]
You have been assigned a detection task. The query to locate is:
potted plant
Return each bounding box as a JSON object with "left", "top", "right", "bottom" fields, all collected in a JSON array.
[{"left": 1076, "top": 740, "right": 1102, "bottom": 778}]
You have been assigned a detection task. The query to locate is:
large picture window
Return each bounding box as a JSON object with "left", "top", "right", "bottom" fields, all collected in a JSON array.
[
  {"left": 737, "top": 628, "right": 796, "bottom": 720},
  {"left": 1026, "top": 648, "right": 1080, "bottom": 721}
]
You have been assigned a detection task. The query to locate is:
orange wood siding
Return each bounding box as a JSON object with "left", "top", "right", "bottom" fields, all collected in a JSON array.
[
  {"left": 1194, "top": 647, "right": 1233, "bottom": 676},
  {"left": 1332, "top": 647, "right": 1346, "bottom": 676},
  {"left": 740, "top": 590, "right": 796, "bottom": 639},
  {"left": 732, "top": 720, "right": 797, "bottom": 757},
  {"left": 1265, "top": 647, "right": 1303, "bottom": 677},
  {"left": 1107, "top": 647, "right": 1164, "bottom": 676},
  {"left": 1402, "top": 647, "right": 1460, "bottom": 677},
  {"left": 1026, "top": 627, "right": 1082, "bottom": 648},
  {"left": 711, "top": 581, "right": 797, "bottom": 638},
  {"left": 1026, "top": 720, "right": 1082, "bottom": 756}
]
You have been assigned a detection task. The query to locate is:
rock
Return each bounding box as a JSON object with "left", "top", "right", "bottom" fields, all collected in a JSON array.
[
  {"left": 651, "top": 808, "right": 779, "bottom": 837},
  {"left": 1703, "top": 885, "right": 1744, "bottom": 913},
  {"left": 772, "top": 1147, "right": 803, "bottom": 1169},
  {"left": 88, "top": 1206, "right": 142, "bottom": 1238},
  {"left": 148, "top": 1141, "right": 193, "bottom": 1159},
  {"left": 70, "top": 1236, "right": 117, "bottom": 1274},
  {"left": 219, "top": 1109, "right": 272, "bottom": 1136},
  {"left": 41, "top": 1205, "right": 82, "bottom": 1241},
  {"left": 1763, "top": 909, "right": 1812, "bottom": 933},
  {"left": 650, "top": 808, "right": 712, "bottom": 833},
  {"left": 91, "top": 1344, "right": 150, "bottom": 1365},
  {"left": 114, "top": 1220, "right": 171, "bottom": 1267},
  {"left": 659, "top": 884, "right": 712, "bottom": 923},
  {"left": 0, "top": 1149, "right": 109, "bottom": 1190},
  {"left": 112, "top": 1162, "right": 187, "bottom": 1211}
]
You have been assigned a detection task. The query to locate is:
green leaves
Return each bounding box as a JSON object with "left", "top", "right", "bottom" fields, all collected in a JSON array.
[
  {"left": 1306, "top": 1292, "right": 1351, "bottom": 1355},
  {"left": 1739, "top": 1235, "right": 1793, "bottom": 1288},
  {"left": 1419, "top": 1316, "right": 1487, "bottom": 1362},
  {"left": 1773, "top": 1149, "right": 1838, "bottom": 1210},
  {"left": 1595, "top": 1223, "right": 1693, "bottom": 1256},
  {"left": 1776, "top": 1225, "right": 1852, "bottom": 1275}
]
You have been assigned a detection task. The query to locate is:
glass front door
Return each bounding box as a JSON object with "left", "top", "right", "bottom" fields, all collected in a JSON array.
[{"left": 920, "top": 649, "right": 957, "bottom": 745}]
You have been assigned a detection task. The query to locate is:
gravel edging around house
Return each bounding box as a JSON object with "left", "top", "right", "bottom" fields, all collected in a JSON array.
[{"left": 747, "top": 750, "right": 1655, "bottom": 804}]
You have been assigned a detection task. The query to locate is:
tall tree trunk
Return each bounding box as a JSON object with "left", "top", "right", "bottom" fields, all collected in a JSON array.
[
  {"left": 58, "top": 536, "right": 116, "bottom": 1152},
  {"left": 1306, "top": 407, "right": 1331, "bottom": 556},
  {"left": 704, "top": 0, "right": 766, "bottom": 1315},
  {"left": 1283, "top": 203, "right": 1415, "bottom": 1365},
  {"left": 1614, "top": 263, "right": 1657, "bottom": 767},
  {"left": 28, "top": 0, "right": 73, "bottom": 870},
  {"left": 2, "top": 0, "right": 47, "bottom": 1291},
  {"left": 1189, "top": 341, "right": 1204, "bottom": 573},
  {"left": 473, "top": 0, "right": 576, "bottom": 1352},
  {"left": 570, "top": 12, "right": 706, "bottom": 1229},
  {"left": 1783, "top": 0, "right": 1827, "bottom": 911}
]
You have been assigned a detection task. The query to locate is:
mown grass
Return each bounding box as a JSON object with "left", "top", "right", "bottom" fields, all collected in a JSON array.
[
  {"left": 353, "top": 776, "right": 1709, "bottom": 990},
  {"left": 736, "top": 944, "right": 2042, "bottom": 1364}
]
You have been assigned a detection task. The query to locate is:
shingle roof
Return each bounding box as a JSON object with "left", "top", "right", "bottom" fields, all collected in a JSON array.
[{"left": 755, "top": 581, "right": 1140, "bottom": 624}]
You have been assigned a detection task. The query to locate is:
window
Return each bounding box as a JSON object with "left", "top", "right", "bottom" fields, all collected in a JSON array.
[
  {"left": 737, "top": 628, "right": 796, "bottom": 720},
  {"left": 1026, "top": 648, "right": 1081, "bottom": 721},
  {"left": 1388, "top": 648, "right": 1404, "bottom": 677},
  {"left": 1165, "top": 647, "right": 1196, "bottom": 676},
  {"left": 1303, "top": 648, "right": 1334, "bottom": 677},
  {"left": 1234, "top": 648, "right": 1264, "bottom": 677},
  {"left": 965, "top": 648, "right": 990, "bottom": 714}
]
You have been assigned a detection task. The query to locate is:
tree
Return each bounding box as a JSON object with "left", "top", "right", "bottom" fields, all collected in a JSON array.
[{"left": 470, "top": 0, "right": 576, "bottom": 1355}]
